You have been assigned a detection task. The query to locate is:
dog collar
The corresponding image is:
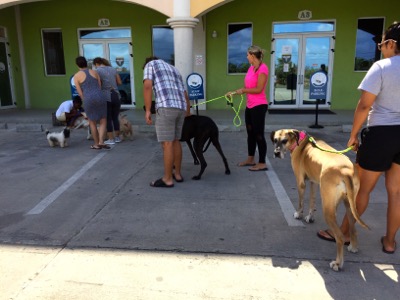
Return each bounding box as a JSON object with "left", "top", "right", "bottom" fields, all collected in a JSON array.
[{"left": 289, "top": 131, "right": 307, "bottom": 152}]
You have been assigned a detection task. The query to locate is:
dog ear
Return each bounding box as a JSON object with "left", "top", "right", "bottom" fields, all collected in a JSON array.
[
  {"left": 289, "top": 130, "right": 301, "bottom": 145},
  {"left": 270, "top": 131, "right": 276, "bottom": 143}
]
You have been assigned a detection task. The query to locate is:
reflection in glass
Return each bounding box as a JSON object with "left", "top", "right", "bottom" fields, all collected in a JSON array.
[
  {"left": 82, "top": 44, "right": 104, "bottom": 68},
  {"left": 228, "top": 23, "right": 252, "bottom": 74},
  {"left": 273, "top": 22, "right": 334, "bottom": 34},
  {"left": 354, "top": 18, "right": 384, "bottom": 71},
  {"left": 80, "top": 29, "right": 131, "bottom": 39},
  {"left": 152, "top": 26, "right": 174, "bottom": 65}
]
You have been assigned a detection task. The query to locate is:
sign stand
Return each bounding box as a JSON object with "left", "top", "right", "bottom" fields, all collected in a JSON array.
[
  {"left": 308, "top": 70, "right": 328, "bottom": 129},
  {"left": 309, "top": 99, "right": 324, "bottom": 129}
]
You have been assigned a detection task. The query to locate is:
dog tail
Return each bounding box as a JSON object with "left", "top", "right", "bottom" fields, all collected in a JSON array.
[{"left": 344, "top": 173, "right": 369, "bottom": 230}]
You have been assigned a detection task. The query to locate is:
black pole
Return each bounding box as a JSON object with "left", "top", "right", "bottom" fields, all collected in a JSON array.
[
  {"left": 309, "top": 99, "right": 324, "bottom": 129},
  {"left": 195, "top": 98, "right": 199, "bottom": 115}
]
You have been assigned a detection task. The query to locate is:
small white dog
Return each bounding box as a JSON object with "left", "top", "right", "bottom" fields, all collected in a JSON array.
[{"left": 46, "top": 127, "right": 70, "bottom": 148}]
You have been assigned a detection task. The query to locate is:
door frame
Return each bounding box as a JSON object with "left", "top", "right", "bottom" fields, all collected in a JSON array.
[
  {"left": 78, "top": 28, "right": 135, "bottom": 108},
  {"left": 269, "top": 22, "right": 335, "bottom": 110},
  {"left": 0, "top": 27, "right": 16, "bottom": 109}
]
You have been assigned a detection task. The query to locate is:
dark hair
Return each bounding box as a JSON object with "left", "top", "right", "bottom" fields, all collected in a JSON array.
[
  {"left": 75, "top": 56, "right": 87, "bottom": 68},
  {"left": 72, "top": 95, "right": 82, "bottom": 105},
  {"left": 93, "top": 57, "right": 111, "bottom": 66},
  {"left": 383, "top": 21, "right": 400, "bottom": 53},
  {"left": 143, "top": 56, "right": 159, "bottom": 69}
]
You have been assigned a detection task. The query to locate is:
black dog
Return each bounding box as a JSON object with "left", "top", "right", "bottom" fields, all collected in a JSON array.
[{"left": 180, "top": 115, "right": 230, "bottom": 180}]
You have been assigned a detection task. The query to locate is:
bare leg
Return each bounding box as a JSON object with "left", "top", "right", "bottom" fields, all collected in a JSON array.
[
  {"left": 172, "top": 139, "right": 183, "bottom": 180},
  {"left": 89, "top": 120, "right": 99, "bottom": 146},
  {"left": 382, "top": 163, "right": 400, "bottom": 252},
  {"left": 161, "top": 141, "right": 174, "bottom": 185},
  {"left": 98, "top": 117, "right": 107, "bottom": 145}
]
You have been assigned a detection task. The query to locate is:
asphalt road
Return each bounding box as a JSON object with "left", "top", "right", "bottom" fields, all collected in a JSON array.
[{"left": 0, "top": 126, "right": 398, "bottom": 300}]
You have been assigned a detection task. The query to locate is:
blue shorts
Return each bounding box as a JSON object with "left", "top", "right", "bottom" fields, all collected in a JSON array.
[{"left": 356, "top": 125, "right": 400, "bottom": 171}]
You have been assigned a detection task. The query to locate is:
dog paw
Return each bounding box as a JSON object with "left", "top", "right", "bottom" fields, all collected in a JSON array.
[
  {"left": 225, "top": 170, "right": 231, "bottom": 175},
  {"left": 347, "top": 244, "right": 358, "bottom": 253},
  {"left": 329, "top": 261, "right": 342, "bottom": 272},
  {"left": 293, "top": 212, "right": 302, "bottom": 219},
  {"left": 304, "top": 215, "right": 315, "bottom": 223},
  {"left": 192, "top": 175, "right": 201, "bottom": 180}
]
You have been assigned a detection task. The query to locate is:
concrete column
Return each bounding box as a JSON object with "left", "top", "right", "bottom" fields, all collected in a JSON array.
[{"left": 167, "top": 0, "right": 198, "bottom": 83}]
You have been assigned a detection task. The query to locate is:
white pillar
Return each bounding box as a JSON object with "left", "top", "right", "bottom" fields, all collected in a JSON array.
[{"left": 167, "top": 0, "right": 198, "bottom": 83}]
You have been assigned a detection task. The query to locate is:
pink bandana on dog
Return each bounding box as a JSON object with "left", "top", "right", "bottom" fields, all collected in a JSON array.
[{"left": 289, "top": 131, "right": 307, "bottom": 152}]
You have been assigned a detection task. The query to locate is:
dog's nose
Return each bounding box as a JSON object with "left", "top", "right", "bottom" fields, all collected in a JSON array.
[{"left": 274, "top": 152, "right": 280, "bottom": 158}]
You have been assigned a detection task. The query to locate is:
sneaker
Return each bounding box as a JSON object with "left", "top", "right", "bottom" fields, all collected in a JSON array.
[
  {"left": 114, "top": 136, "right": 122, "bottom": 143},
  {"left": 104, "top": 139, "right": 115, "bottom": 145}
]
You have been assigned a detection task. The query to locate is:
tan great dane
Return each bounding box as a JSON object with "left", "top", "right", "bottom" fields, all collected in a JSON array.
[{"left": 270, "top": 129, "right": 369, "bottom": 271}]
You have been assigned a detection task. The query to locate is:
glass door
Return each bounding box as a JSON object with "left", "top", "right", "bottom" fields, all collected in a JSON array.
[
  {"left": 0, "top": 38, "right": 14, "bottom": 108},
  {"left": 79, "top": 28, "right": 134, "bottom": 107},
  {"left": 270, "top": 21, "right": 335, "bottom": 110},
  {"left": 270, "top": 34, "right": 332, "bottom": 109}
]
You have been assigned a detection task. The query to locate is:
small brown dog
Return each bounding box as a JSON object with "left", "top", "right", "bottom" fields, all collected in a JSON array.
[
  {"left": 119, "top": 114, "right": 133, "bottom": 141},
  {"left": 271, "top": 129, "right": 369, "bottom": 271},
  {"left": 86, "top": 114, "right": 133, "bottom": 141}
]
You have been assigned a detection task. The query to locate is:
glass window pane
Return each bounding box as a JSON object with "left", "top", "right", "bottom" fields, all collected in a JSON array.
[
  {"left": 79, "top": 29, "right": 131, "bottom": 39},
  {"left": 228, "top": 23, "right": 252, "bottom": 74},
  {"left": 152, "top": 26, "right": 174, "bottom": 65},
  {"left": 42, "top": 29, "right": 66, "bottom": 75},
  {"left": 354, "top": 18, "right": 384, "bottom": 71},
  {"left": 273, "top": 22, "right": 335, "bottom": 34}
]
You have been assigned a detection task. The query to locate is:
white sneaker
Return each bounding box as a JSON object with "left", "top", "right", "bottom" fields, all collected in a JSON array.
[
  {"left": 114, "top": 136, "right": 121, "bottom": 143},
  {"left": 104, "top": 139, "right": 115, "bottom": 145}
]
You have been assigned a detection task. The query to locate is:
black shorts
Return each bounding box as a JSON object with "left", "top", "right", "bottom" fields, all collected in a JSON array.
[{"left": 356, "top": 125, "right": 400, "bottom": 171}]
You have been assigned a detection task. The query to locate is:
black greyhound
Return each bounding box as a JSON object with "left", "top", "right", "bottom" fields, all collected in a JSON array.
[{"left": 180, "top": 115, "right": 231, "bottom": 180}]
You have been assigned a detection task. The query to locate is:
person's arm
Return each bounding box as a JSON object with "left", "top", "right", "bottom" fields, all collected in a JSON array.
[
  {"left": 235, "top": 73, "right": 267, "bottom": 95},
  {"left": 116, "top": 73, "right": 122, "bottom": 86},
  {"left": 143, "top": 79, "right": 153, "bottom": 125},
  {"left": 347, "top": 90, "right": 376, "bottom": 150},
  {"left": 74, "top": 73, "right": 84, "bottom": 100},
  {"left": 184, "top": 91, "right": 191, "bottom": 116}
]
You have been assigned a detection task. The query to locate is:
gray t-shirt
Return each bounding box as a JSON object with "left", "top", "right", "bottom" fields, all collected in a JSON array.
[
  {"left": 358, "top": 55, "right": 400, "bottom": 127},
  {"left": 96, "top": 66, "right": 120, "bottom": 102}
]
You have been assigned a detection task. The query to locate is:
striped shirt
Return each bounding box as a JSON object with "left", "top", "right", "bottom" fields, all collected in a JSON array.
[{"left": 143, "top": 59, "right": 187, "bottom": 111}]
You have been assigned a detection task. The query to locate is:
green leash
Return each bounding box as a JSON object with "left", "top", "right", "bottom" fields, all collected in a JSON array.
[
  {"left": 191, "top": 93, "right": 244, "bottom": 127},
  {"left": 308, "top": 136, "right": 354, "bottom": 154}
]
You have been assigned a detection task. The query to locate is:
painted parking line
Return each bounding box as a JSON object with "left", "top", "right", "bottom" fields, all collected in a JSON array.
[
  {"left": 26, "top": 152, "right": 107, "bottom": 215},
  {"left": 265, "top": 156, "right": 304, "bottom": 227}
]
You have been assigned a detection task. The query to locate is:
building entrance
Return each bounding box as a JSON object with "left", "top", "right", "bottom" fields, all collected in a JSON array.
[{"left": 269, "top": 21, "right": 335, "bottom": 110}]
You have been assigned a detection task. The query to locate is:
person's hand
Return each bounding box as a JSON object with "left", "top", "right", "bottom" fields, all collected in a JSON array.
[
  {"left": 235, "top": 88, "right": 244, "bottom": 95},
  {"left": 145, "top": 110, "right": 152, "bottom": 125},
  {"left": 347, "top": 135, "right": 359, "bottom": 152}
]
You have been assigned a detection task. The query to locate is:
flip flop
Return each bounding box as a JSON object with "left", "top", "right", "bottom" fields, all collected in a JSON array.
[
  {"left": 150, "top": 178, "right": 174, "bottom": 188},
  {"left": 249, "top": 167, "right": 268, "bottom": 171},
  {"left": 237, "top": 162, "right": 256, "bottom": 167},
  {"left": 317, "top": 229, "right": 350, "bottom": 246},
  {"left": 381, "top": 236, "right": 396, "bottom": 254},
  {"left": 173, "top": 174, "right": 184, "bottom": 183},
  {"left": 90, "top": 145, "right": 101, "bottom": 150},
  {"left": 99, "top": 144, "right": 111, "bottom": 150}
]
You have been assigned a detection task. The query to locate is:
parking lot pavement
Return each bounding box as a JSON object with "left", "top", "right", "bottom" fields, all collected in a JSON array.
[{"left": 0, "top": 127, "right": 399, "bottom": 299}]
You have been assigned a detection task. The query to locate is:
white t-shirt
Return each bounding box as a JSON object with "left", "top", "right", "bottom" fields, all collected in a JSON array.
[
  {"left": 55, "top": 100, "right": 73, "bottom": 118},
  {"left": 358, "top": 55, "right": 400, "bottom": 127}
]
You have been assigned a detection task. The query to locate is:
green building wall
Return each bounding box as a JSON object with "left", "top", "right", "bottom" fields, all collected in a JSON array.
[{"left": 1, "top": 0, "right": 399, "bottom": 110}]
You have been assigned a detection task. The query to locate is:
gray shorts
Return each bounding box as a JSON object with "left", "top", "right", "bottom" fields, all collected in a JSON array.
[{"left": 155, "top": 107, "right": 186, "bottom": 142}]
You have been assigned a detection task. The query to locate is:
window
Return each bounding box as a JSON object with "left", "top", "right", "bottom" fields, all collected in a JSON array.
[
  {"left": 354, "top": 18, "right": 384, "bottom": 71},
  {"left": 41, "top": 29, "right": 66, "bottom": 75},
  {"left": 273, "top": 22, "right": 335, "bottom": 34},
  {"left": 228, "top": 23, "right": 252, "bottom": 74},
  {"left": 152, "top": 26, "right": 174, "bottom": 65}
]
